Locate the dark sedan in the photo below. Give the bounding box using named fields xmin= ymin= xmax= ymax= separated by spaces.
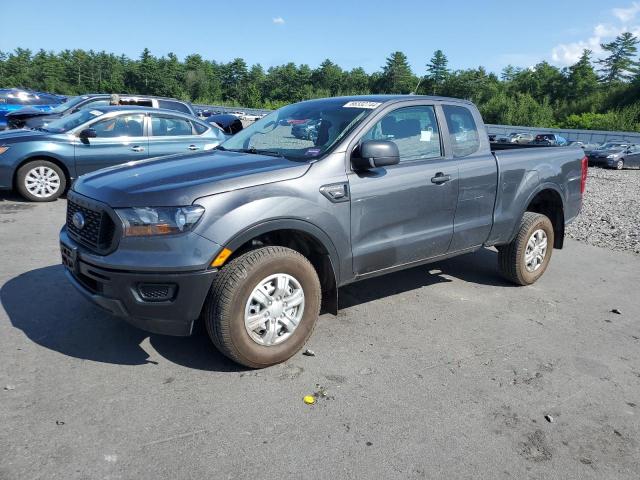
xmin=204 ymin=114 xmax=243 ymax=135
xmin=0 ymin=106 xmax=225 ymax=201
xmin=587 ymin=144 xmax=640 ymax=170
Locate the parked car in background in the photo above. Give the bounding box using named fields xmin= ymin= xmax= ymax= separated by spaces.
xmin=0 ymin=89 xmax=66 ymax=130
xmin=59 ymin=94 xmax=586 ymax=368
xmin=568 ymin=141 xmax=601 ymax=150
xmin=204 ymin=113 xmax=243 ymax=135
xmin=587 ymin=144 xmax=640 ymax=170
xmin=291 ymin=119 xmax=321 ymax=141
xmin=6 ymin=94 xmax=196 ymax=130
xmin=533 ymin=133 xmax=568 ymax=146
xmin=508 ymin=132 xmax=534 ymax=144
xmin=0 ymin=106 xmax=225 ymax=201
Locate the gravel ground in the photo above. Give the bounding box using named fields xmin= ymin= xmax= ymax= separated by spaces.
xmin=566 ymin=167 xmax=640 ymax=255
xmin=2 ymin=198 xmax=640 ymax=479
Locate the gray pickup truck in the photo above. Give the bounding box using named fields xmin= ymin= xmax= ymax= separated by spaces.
xmin=60 ymin=95 xmax=588 ymax=367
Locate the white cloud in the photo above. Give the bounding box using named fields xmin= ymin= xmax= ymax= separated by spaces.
xmin=613 ymin=2 xmax=640 ymax=22
xmin=272 ymin=17 xmax=285 ymax=25
xmin=551 ymin=4 xmax=640 ymax=66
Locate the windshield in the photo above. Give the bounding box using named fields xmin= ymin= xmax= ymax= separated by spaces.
xmin=43 ymin=109 xmax=105 ymax=133
xmin=220 ymin=98 xmax=379 ymax=160
xmin=49 ymin=96 xmax=87 ymax=114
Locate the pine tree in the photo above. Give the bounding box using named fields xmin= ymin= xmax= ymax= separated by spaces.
xmin=567 ymin=50 xmax=598 ymax=100
xmin=597 ymin=32 xmax=639 ymax=83
xmin=378 ymin=51 xmax=415 ymax=94
xmin=426 ymin=50 xmax=449 ymax=94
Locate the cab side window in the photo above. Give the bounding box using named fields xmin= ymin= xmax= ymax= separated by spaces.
xmin=442 ymin=105 xmax=480 ymax=157
xmin=362 ymin=106 xmax=442 ymax=162
xmin=90 ymin=114 xmax=145 ymax=138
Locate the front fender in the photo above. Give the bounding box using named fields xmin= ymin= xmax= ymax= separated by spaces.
xmin=194 ymin=187 xmax=350 ymax=285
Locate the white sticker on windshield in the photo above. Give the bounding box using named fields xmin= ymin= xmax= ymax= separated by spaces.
xmin=343 ymin=101 xmax=381 ymax=109
xmin=89 ymin=110 xmax=103 ymax=116
xmin=420 ymin=130 xmax=432 ymax=142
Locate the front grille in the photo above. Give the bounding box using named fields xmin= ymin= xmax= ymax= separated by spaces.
xmin=66 ymin=200 xmax=116 ymax=253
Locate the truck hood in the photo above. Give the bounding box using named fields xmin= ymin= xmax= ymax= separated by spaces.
xmin=73 ymin=150 xmax=312 ymax=207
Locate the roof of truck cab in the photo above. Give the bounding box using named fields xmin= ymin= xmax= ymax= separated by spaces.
xmin=298 ymin=94 xmax=475 ymax=105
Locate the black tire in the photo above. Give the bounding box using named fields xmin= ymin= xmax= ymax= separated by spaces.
xmin=616 ymin=159 xmax=624 ymax=170
xmin=497 ymin=212 xmax=554 ymax=286
xmin=203 ymin=246 xmax=321 ymax=368
xmin=16 ymin=160 xmax=66 ymax=202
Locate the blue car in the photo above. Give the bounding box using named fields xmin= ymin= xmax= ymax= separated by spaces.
xmin=0 ymin=88 xmax=65 ymax=130
xmin=0 ymin=106 xmax=226 ymax=201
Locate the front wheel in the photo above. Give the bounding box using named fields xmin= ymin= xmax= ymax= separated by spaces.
xmin=497 ymin=212 xmax=554 ymax=286
xmin=203 ymin=246 xmax=321 ymax=368
xmin=16 ymin=160 xmax=66 ymax=201
xmin=615 ymin=159 xmax=624 ymax=170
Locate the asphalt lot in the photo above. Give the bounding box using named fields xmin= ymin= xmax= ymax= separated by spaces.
xmin=1 ymin=194 xmax=639 ymax=480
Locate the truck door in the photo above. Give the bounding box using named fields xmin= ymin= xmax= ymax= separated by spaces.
xmin=348 ymin=105 xmax=459 ymax=275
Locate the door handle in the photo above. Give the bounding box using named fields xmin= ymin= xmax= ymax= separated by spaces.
xmin=131 ymin=146 xmax=145 ymax=152
xmin=431 ymin=172 xmax=451 ymax=184
xmin=188 ymin=145 xmax=200 ymax=151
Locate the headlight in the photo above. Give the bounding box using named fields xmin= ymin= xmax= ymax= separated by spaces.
xmin=116 ymin=205 xmax=205 ymax=237
xmin=0 ymin=145 xmax=10 ymax=155
xmin=606 ymin=154 xmax=615 ymax=158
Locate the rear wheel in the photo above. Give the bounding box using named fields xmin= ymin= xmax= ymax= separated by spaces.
xmin=16 ymin=160 xmax=66 ymax=202
xmin=203 ymin=246 xmax=321 ymax=368
xmin=498 ymin=212 xmax=554 ymax=286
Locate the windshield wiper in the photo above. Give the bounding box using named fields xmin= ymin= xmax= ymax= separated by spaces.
xmin=226 ymin=147 xmax=284 ymax=158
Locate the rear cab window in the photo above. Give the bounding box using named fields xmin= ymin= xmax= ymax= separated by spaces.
xmin=120 ymin=98 xmax=153 ymax=107
xmin=442 ymin=104 xmax=480 ymax=157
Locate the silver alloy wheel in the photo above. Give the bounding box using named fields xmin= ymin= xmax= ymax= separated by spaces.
xmin=244 ymin=273 xmax=305 ymax=346
xmin=524 ymin=229 xmax=548 ymax=273
xmin=617 ymin=160 xmax=624 ymax=170
xmin=24 ymin=166 xmax=61 ymax=199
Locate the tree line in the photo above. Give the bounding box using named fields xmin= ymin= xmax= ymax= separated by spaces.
xmin=1 ymin=32 xmax=640 ymax=131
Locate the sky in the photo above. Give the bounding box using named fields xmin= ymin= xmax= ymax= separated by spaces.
xmin=1 ymin=0 xmax=638 ymax=74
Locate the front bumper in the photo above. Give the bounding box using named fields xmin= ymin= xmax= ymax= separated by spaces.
xmin=61 ymin=230 xmax=217 ymax=336
xmin=587 ymin=157 xmax=615 ymax=167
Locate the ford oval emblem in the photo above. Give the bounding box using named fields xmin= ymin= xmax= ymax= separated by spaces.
xmin=72 ymin=211 xmax=85 ymax=230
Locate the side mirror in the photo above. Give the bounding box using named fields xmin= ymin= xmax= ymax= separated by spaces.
xmin=79 ymin=128 xmax=97 ymax=139
xmin=351 ymin=140 xmax=400 ymax=170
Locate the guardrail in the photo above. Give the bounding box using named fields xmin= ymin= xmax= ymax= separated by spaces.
xmin=486 ymin=124 xmax=640 ymax=144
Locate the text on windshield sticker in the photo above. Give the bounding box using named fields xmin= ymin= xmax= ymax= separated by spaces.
xmin=343 ymin=101 xmax=381 ymax=109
